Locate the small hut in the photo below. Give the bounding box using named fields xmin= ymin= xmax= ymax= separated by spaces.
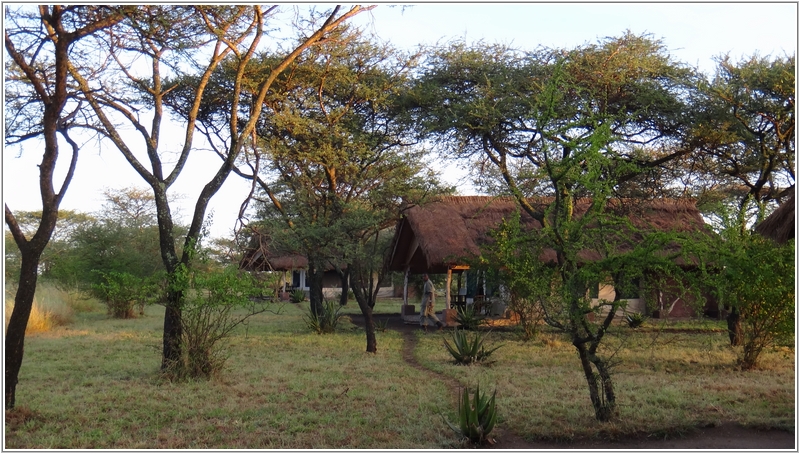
xmin=754 ymin=193 xmax=795 ymax=244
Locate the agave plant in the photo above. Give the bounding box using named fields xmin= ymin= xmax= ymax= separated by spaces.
xmin=446 ymin=384 xmax=498 ymax=445
xmin=625 ymin=312 xmax=647 ymax=328
xmin=303 ymin=301 xmax=344 ymax=334
xmin=375 ymin=317 xmax=389 ymax=332
xmin=290 ymin=289 xmax=306 ymax=304
xmin=443 ymin=328 xmax=502 ymax=365
xmin=455 ymin=304 xmax=486 ymax=330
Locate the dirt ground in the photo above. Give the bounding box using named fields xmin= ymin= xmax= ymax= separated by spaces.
xmin=350 ymin=313 xmax=797 ymax=450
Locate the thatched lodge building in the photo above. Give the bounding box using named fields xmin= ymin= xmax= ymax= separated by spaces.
xmin=754 ymin=192 xmax=795 ymax=244
xmin=387 ymin=195 xmax=718 ymax=319
xmin=240 ymin=245 xmax=392 ymax=299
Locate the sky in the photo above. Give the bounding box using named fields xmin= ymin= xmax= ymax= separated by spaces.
xmin=3 ymin=2 xmax=797 ymax=239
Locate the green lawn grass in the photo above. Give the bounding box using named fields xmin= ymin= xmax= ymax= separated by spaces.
xmin=5 ymin=299 xmax=794 ymax=449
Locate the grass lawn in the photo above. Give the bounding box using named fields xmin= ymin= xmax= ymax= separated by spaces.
xmin=5 ymin=298 xmax=795 ymax=449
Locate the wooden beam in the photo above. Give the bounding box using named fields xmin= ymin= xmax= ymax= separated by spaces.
xmin=403 ymin=267 xmax=409 ymax=309
xmin=402 ymin=236 xmax=419 ymax=268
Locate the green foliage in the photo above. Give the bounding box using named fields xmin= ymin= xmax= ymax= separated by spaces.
xmin=303 ymin=300 xmax=345 ymax=334
xmin=413 ymin=32 xmax=706 ymax=420
xmin=28 ymin=188 xmax=187 ymax=290
xmin=91 ymin=271 xmax=162 ymax=318
xmin=290 ymin=289 xmax=307 ymax=304
xmin=454 ymin=304 xmax=486 ymax=331
xmin=443 ymin=328 xmax=502 ymax=365
xmin=445 ymin=384 xmax=498 ymax=445
xmin=625 ymin=312 xmax=648 ymax=329
xmin=168 ymin=266 xmax=274 ymax=380
xmin=4 ymin=210 xmax=96 ymax=284
xmin=240 ymin=28 xmax=450 ymax=323
xmin=711 ymin=234 xmax=794 ymax=369
xmin=690 ymin=54 xmax=794 ymax=229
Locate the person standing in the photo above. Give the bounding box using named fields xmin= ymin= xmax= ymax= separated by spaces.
xmin=420 ymin=274 xmax=444 ymax=332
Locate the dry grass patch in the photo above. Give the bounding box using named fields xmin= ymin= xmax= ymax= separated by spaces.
xmin=5 ymin=282 xmax=80 ymax=334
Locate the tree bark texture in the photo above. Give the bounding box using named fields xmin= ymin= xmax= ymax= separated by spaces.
xmin=575 ymin=340 xmax=617 ymax=422
xmin=727 ymin=308 xmax=744 ymax=346
xmin=5 ymin=255 xmax=44 ymax=409
xmin=160 ymin=297 xmax=183 ymax=370
xmin=307 ymin=262 xmax=325 ymax=317
xmin=339 ymin=269 xmax=349 ymax=306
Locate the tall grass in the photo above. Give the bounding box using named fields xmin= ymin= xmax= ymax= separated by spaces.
xmin=4 ymin=282 xmax=99 ymax=334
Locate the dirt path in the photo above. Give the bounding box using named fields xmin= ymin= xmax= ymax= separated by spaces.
xmin=352 ymin=313 xmax=796 ymax=450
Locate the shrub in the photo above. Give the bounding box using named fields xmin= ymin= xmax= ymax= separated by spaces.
xmin=98 ymin=271 xmax=166 ymax=318
xmin=443 ymin=328 xmax=502 ymax=365
xmin=168 ymin=266 xmax=272 ymax=380
xmin=446 ymin=384 xmax=498 ymax=446
xmin=507 ymin=294 xmax=545 ymax=341
xmin=455 ymin=304 xmax=486 ymax=331
xmin=290 ymin=289 xmax=306 ymax=304
xmin=714 ymin=235 xmax=795 ymax=369
xmin=304 ymin=300 xmax=345 ymax=334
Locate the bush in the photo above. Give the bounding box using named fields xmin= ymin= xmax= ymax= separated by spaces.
xmin=714 ymin=235 xmax=794 ymax=369
xmin=91 ymin=271 xmax=150 ymax=318
xmin=446 ymin=384 xmax=498 ymax=446
xmin=168 ymin=266 xmax=271 ymax=380
xmin=443 ymin=328 xmax=502 ymax=365
xmin=304 ymin=300 xmax=345 ymax=334
xmin=507 ymin=294 xmax=545 ymax=341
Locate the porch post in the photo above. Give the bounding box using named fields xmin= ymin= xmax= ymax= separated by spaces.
xmin=445 ymin=268 xmax=452 ymax=310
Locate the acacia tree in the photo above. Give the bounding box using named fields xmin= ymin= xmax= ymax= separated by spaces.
xmin=683 ymin=54 xmax=795 ymax=345
xmin=690 ymin=54 xmax=795 ymax=228
xmin=225 ymin=29 xmax=441 ymax=352
xmin=411 ymin=33 xmax=699 ymax=421
xmin=4 ymin=5 xmax=127 ymax=409
xmin=66 ymin=5 xmax=370 ymax=371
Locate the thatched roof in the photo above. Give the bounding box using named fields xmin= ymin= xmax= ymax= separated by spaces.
xmin=388 ymin=195 xmax=709 ymax=274
xmin=755 ymin=193 xmax=795 ymax=244
xmin=240 ymin=247 xmax=308 ymax=272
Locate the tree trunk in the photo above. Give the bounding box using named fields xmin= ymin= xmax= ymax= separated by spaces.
xmin=5 ymin=254 xmax=43 ymax=409
xmin=351 ymin=281 xmax=377 ymax=353
xmin=339 ymin=268 xmax=349 ymax=306
xmin=160 ymin=294 xmax=183 ymax=370
xmin=727 ymin=307 xmax=743 ymax=346
xmin=307 ymin=261 xmax=325 ymax=317
xmin=574 ymin=340 xmax=616 ymax=421
xmin=360 ymin=301 xmax=377 ymax=353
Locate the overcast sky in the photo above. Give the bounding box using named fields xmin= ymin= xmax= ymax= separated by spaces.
xmin=4 ymin=3 xmax=797 ymax=238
